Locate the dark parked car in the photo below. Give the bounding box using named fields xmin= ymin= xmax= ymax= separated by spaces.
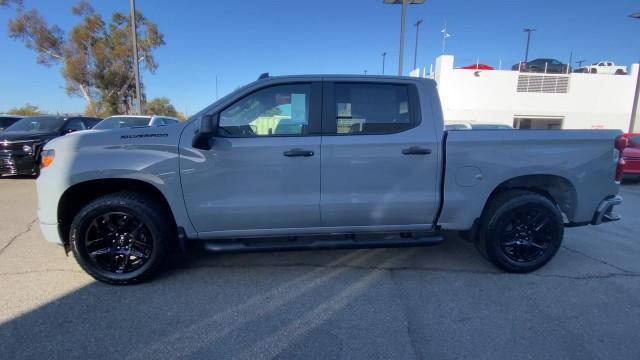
xmin=0 ymin=115 xmax=23 ymax=132
xmin=0 ymin=115 xmax=101 ymax=176
xmin=512 ymin=58 xmax=571 ymax=74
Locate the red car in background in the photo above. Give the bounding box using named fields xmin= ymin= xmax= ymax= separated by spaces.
xmin=623 ymin=133 xmax=640 ymax=179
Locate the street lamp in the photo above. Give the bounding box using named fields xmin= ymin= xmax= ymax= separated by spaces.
xmin=523 ymin=28 xmax=536 ymax=63
xmin=382 ymin=52 xmax=387 ymax=74
xmin=413 ymin=19 xmax=423 ymax=70
xmin=384 ymin=0 xmax=426 ymax=76
xmin=629 ymin=12 xmax=640 ymax=133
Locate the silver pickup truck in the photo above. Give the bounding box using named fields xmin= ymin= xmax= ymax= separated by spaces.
xmin=36 ymin=75 xmax=625 ymax=284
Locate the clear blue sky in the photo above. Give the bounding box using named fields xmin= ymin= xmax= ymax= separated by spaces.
xmin=1 ymin=0 xmax=638 ymax=115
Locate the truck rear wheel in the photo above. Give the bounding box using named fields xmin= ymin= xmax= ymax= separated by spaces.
xmin=476 ymin=190 xmax=564 ymax=273
xmin=70 ymin=192 xmax=173 ymax=285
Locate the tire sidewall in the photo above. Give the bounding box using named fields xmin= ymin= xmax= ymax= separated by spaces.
xmin=483 ymin=195 xmax=564 ymax=272
xmin=70 ymin=195 xmax=167 ymax=284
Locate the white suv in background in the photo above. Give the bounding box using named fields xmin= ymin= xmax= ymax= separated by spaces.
xmin=93 ymin=115 xmax=180 ymax=130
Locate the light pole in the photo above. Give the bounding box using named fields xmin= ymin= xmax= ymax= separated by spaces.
xmin=384 ymin=0 xmax=426 ymax=76
xmin=130 ymin=0 xmax=142 ymax=114
xmin=629 ymin=12 xmax=640 ymax=133
xmin=523 ymin=28 xmax=536 ymax=63
xmin=576 ymin=60 xmax=586 ymax=68
xmin=413 ymin=19 xmax=423 ymax=70
xmin=382 ymin=52 xmax=387 ymax=74
xmin=441 ymin=22 xmax=451 ymax=55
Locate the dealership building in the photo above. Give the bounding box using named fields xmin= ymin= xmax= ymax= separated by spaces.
xmin=424 ymin=55 xmax=639 ymax=132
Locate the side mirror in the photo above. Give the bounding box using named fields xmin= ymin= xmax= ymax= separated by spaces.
xmin=192 ymin=114 xmax=218 ymax=150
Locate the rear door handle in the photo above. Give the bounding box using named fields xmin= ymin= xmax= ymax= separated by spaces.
xmin=283 ymin=148 xmax=315 ymax=157
xmin=402 ymin=146 xmax=432 ymax=155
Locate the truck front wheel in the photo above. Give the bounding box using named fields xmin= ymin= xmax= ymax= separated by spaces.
xmin=476 ymin=190 xmax=564 ymax=273
xmin=69 ymin=192 xmax=173 ymax=285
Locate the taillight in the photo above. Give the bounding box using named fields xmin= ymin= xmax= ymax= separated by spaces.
xmin=615 ymin=136 xmax=628 ymax=152
xmin=614 ymin=136 xmax=627 ymax=182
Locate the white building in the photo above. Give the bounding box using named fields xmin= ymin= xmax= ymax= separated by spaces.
xmin=430 ymin=55 xmax=639 ymax=131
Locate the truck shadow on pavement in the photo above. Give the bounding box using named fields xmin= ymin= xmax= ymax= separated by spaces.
xmin=2 ymin=225 xmax=639 ymax=359
xmin=0 ymin=236 xmax=493 ymax=359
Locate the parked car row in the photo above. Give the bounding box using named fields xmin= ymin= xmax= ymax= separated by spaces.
xmin=511 ymin=58 xmax=628 ymax=75
xmin=512 ymin=58 xmax=571 ymax=74
xmin=445 ymin=123 xmax=514 ymax=130
xmin=0 ymin=114 xmax=179 ymax=176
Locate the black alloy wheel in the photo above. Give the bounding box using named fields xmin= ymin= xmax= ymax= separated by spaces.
xmin=477 ymin=190 xmax=564 ymax=273
xmin=498 ymin=208 xmax=556 ymax=263
xmin=70 ymin=192 xmax=173 ymax=285
xmin=84 ymin=212 xmax=154 ymax=274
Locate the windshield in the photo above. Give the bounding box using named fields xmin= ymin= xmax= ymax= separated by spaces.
xmin=4 ymin=116 xmax=64 ymax=132
xmin=93 ymin=116 xmax=151 ymax=130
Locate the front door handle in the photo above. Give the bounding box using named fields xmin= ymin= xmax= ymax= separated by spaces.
xmin=402 ymin=146 xmax=432 ymax=155
xmin=283 ymin=148 xmax=315 ymax=157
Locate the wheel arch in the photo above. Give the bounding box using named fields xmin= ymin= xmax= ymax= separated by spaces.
xmin=57 ymin=178 xmax=178 ymax=249
xmin=461 ymin=174 xmax=577 ymax=243
xmin=483 ymin=174 xmax=577 ymax=222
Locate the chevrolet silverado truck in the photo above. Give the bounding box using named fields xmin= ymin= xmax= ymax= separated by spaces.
xmin=36 ymin=75 xmax=625 ymax=284
xmin=577 ymin=61 xmax=627 ymax=75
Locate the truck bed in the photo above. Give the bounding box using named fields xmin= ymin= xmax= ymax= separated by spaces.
xmin=438 ymin=129 xmax=621 ymax=230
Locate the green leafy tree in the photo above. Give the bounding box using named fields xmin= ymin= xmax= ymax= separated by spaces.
xmin=8 ymin=103 xmax=43 ymax=116
xmin=145 ymin=97 xmax=178 ymax=117
xmin=4 ymin=0 xmax=164 ymax=116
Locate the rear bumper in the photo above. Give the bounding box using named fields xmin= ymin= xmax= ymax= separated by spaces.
xmin=591 ymin=195 xmax=622 ymax=225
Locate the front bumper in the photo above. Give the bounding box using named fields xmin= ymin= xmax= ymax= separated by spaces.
xmin=591 ymin=195 xmax=623 ymax=225
xmin=39 ymin=221 xmax=63 ymax=244
xmin=0 ymin=151 xmax=38 ymax=175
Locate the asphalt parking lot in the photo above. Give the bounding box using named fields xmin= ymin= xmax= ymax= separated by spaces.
xmin=0 ymin=178 xmax=639 ymax=360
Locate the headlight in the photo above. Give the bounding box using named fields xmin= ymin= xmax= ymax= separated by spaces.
xmin=41 ymin=149 xmax=55 ymax=168
xmin=22 ymin=144 xmax=33 ymax=154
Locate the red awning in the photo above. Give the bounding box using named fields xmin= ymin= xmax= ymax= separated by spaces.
xmin=461 ymin=64 xmax=494 ymax=70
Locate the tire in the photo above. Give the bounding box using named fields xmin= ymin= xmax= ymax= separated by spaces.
xmin=70 ymin=192 xmax=174 ymax=285
xmin=615 ymin=69 xmax=625 ymax=75
xmin=475 ymin=190 xmax=564 ymax=273
xmin=590 ymin=68 xmax=597 ymax=74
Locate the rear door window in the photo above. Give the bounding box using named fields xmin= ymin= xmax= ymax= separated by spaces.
xmin=329 ymin=83 xmax=414 ymax=135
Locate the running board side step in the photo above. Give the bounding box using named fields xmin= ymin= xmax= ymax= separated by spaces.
xmin=202 ymin=234 xmax=445 ymax=253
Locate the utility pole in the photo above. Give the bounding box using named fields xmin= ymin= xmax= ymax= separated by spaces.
xmin=629 ymin=12 xmax=640 ymax=132
xmin=130 ymin=0 xmax=142 ymax=115
xmin=398 ymin=0 xmax=408 ymax=76
xmin=384 ymin=0 xmax=426 ymax=76
xmin=382 ymin=52 xmax=387 ymax=75
xmin=364 ymin=70 xmax=368 ymax=76
xmin=413 ymin=19 xmax=423 ymax=70
xmin=631 ymin=66 xmax=640 ymax=133
xmin=576 ymin=60 xmax=586 ymax=68
xmin=523 ymin=28 xmax=536 ymax=63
